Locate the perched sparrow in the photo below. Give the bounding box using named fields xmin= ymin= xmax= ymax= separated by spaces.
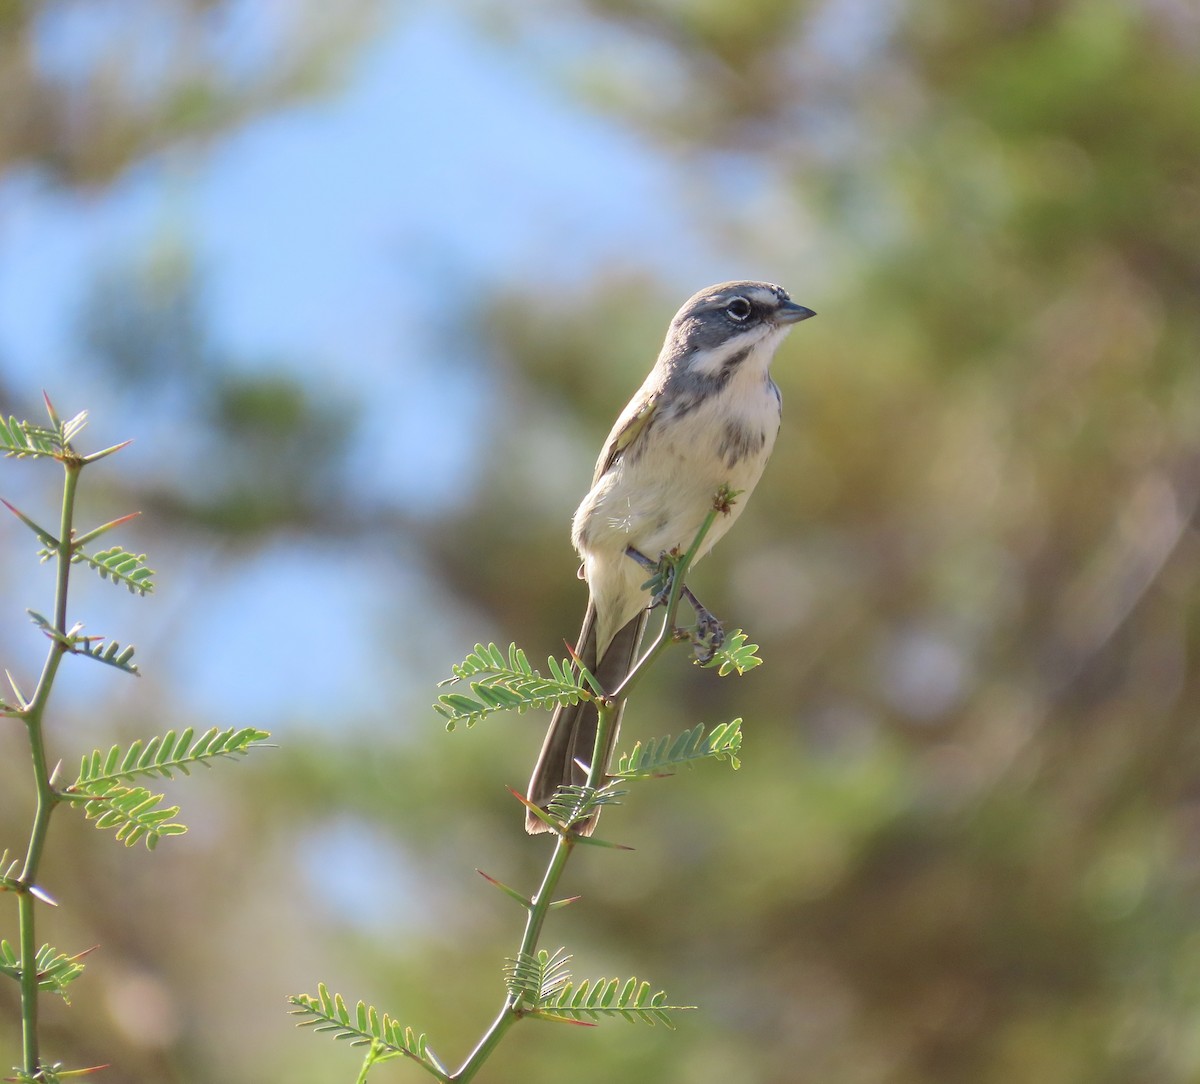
xmin=526 ymin=281 xmax=815 ymax=835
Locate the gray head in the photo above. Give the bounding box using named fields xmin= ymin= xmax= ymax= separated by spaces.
xmin=661 ymin=281 xmax=815 ymax=376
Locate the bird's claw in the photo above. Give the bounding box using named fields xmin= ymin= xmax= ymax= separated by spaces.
xmin=691 ymin=608 xmax=725 ymax=663
xmin=625 ymin=544 xmax=725 ymax=660
xmin=648 ymin=574 xmax=675 ymax=610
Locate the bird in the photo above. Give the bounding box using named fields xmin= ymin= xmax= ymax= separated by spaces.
xmin=525 ymin=281 xmax=816 ymax=835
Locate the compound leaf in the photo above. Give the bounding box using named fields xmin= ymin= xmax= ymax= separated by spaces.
xmin=614 ymin=720 xmax=743 ymax=777
xmin=288 ymin=984 xmax=446 ymax=1081
xmin=63 ymin=781 xmax=186 ymax=850
xmin=434 ymin=643 xmax=590 ymax=729
xmin=701 ymin=629 xmax=763 ymax=676
xmin=77 ymin=727 xmax=270 ymax=787
xmin=0 ymin=939 xmax=90 ymax=1002
xmin=72 ymin=546 xmax=155 ymax=595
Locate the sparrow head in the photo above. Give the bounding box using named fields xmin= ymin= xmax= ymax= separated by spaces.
xmin=662 ymin=280 xmax=816 ymax=376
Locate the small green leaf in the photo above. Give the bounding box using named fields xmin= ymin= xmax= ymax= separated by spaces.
xmin=0 ymin=849 xmax=22 ymax=891
xmin=75 ymin=727 xmax=270 ymax=789
xmin=614 ymin=720 xmax=743 ymax=778
xmin=504 ymin=948 xmax=573 ymax=1007
xmin=28 ymin=611 xmax=145 ymax=676
xmin=702 ymin=628 xmax=763 ymax=676
xmin=532 ymin=970 xmax=694 ymax=1028
xmin=544 ymin=782 xmax=628 ymax=833
xmin=65 ymin=781 xmax=185 ymax=849
xmin=434 ymin=643 xmax=591 ymax=728
xmin=288 ymin=987 xmax=446 ymax=1079
xmin=0 ymin=939 xmax=90 ymax=1002
xmin=0 ymin=415 xmax=65 ymax=459
xmin=74 ymin=545 xmax=156 ymax=595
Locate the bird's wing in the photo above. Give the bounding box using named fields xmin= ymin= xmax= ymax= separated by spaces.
xmin=593 ymin=391 xmax=659 ymax=485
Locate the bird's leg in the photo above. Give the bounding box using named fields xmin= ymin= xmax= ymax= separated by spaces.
xmin=625 ymin=546 xmax=725 ymax=662
xmin=625 ymin=545 xmax=670 ymax=606
xmin=626 ymin=545 xmax=693 ymax=616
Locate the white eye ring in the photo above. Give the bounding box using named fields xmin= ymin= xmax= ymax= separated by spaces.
xmin=726 ymin=296 xmax=752 ymax=322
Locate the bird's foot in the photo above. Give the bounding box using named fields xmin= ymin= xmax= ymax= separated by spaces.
xmin=689 ymin=599 xmax=725 ymax=663
xmin=625 ymin=546 xmax=724 ymax=661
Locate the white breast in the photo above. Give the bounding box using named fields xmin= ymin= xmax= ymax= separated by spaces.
xmin=574 ymin=333 xmax=784 ymax=653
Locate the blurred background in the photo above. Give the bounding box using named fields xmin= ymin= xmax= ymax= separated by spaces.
xmin=1 ymin=0 xmax=1199 ymax=1081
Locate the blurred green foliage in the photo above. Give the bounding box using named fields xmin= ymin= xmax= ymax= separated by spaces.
xmin=2 ymin=0 xmax=1200 ymax=1082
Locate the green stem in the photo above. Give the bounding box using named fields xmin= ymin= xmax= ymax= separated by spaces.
xmin=610 ymin=505 xmax=720 ymax=704
xmin=354 ymin=1047 xmax=377 ymax=1084
xmin=17 ymin=459 xmax=80 ymax=1076
xmin=451 ymin=1006 xmax=514 ymax=1084
xmin=515 ymin=832 xmax=575 ymax=963
xmin=451 ymin=829 xmax=576 ymax=1083
xmin=450 ymin=496 xmax=726 ymax=1083
xmin=16 ymin=891 xmax=38 ymax=1078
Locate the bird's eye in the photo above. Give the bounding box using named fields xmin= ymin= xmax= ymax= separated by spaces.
xmin=726 ymin=297 xmax=752 ymax=322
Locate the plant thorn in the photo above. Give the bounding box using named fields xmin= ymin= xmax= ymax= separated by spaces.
xmin=4 ymin=670 xmax=27 ymax=709
xmin=571 ymin=834 xmax=634 ymax=851
xmin=476 ymin=869 xmax=532 ymax=909
xmin=509 ymin=787 xmax=565 ymax=834
xmin=28 ymin=883 xmax=58 ymax=907
xmin=83 ymin=440 xmax=133 ymax=464
xmin=73 ymin=511 xmax=140 ymax=546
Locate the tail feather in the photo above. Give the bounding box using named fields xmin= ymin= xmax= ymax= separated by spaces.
xmin=526 ymin=602 xmax=647 ymax=835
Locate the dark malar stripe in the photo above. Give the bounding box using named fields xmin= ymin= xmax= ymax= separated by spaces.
xmin=717 ymin=346 xmax=753 ymax=386
xmin=664 ymin=344 xmax=755 ymax=419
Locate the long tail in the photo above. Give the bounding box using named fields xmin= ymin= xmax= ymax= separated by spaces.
xmin=525 ymin=602 xmax=647 ymax=836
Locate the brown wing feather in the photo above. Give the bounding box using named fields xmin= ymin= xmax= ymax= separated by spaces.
xmin=593 ymin=392 xmax=659 ymax=484
xmin=526 ymin=604 xmax=647 ymax=836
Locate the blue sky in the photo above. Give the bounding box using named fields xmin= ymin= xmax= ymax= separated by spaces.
xmin=1 ymin=7 xmax=723 ymax=388
xmin=0 ymin=5 xmax=746 ymax=729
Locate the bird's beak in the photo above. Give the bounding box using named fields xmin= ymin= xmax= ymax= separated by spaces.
xmin=776 ymin=300 xmax=817 ymax=324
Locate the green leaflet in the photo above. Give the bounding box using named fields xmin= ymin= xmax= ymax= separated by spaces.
xmin=0 ymin=940 xmax=88 ymax=1002
xmin=71 ymin=545 xmax=156 ymax=595
xmin=434 ymin=642 xmax=590 ymax=729
xmin=614 ymin=720 xmax=743 ymax=777
xmin=64 ymin=727 xmax=272 ymax=850
xmin=701 ymin=628 xmax=763 ymax=676
xmin=288 ymin=984 xmax=447 ymax=1081
xmin=507 ymin=949 xmax=693 ymax=1029
xmin=76 ymin=726 xmax=271 ymax=786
